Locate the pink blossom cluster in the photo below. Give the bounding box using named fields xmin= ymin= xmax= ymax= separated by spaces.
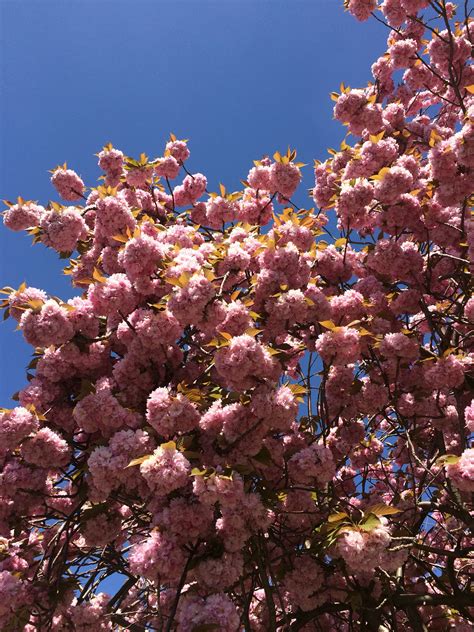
xmin=3 ymin=201 xmax=45 ymax=231
xmin=146 ymin=387 xmax=200 ymax=437
xmin=139 ymin=442 xmax=191 ymax=495
xmin=0 ymin=2 xmax=473 ymax=629
xmin=0 ymin=407 xmax=38 ymax=452
xmin=446 ymin=449 xmax=474 ymax=492
xmin=177 ymin=593 xmax=240 ymax=631
xmin=51 ymin=167 xmax=85 ymax=201
xmin=20 ymin=300 xmax=74 ymax=348
xmin=40 ymin=207 xmax=87 ymax=252
xmin=214 ymin=334 xmax=280 ymax=391
xmin=333 ymin=523 xmax=402 ymax=575
xmin=129 ymin=530 xmax=186 ymax=583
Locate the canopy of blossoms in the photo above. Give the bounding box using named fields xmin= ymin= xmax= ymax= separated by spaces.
xmin=1 ymin=0 xmax=473 ymax=629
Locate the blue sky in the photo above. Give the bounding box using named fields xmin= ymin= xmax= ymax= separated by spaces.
xmin=0 ymin=0 xmax=387 ymax=402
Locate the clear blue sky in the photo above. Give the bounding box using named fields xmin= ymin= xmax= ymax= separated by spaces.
xmin=0 ymin=0 xmax=387 ymax=403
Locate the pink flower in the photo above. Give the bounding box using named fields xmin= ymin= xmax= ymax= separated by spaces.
xmin=155 ymin=155 xmax=181 ymax=179
xmin=165 ymin=139 xmax=190 ymax=163
xmin=276 ymin=220 xmax=314 ymax=251
xmin=140 ymin=443 xmax=191 ymax=496
xmin=401 ymin=0 xmax=429 ymax=11
xmin=98 ymin=146 xmax=124 ymax=173
xmin=336 ymin=179 xmax=374 ymax=228
xmin=424 ymin=355 xmax=465 ymax=389
xmin=88 ymin=273 xmax=138 ymax=317
xmin=381 ymin=0 xmax=406 ymax=28
xmin=367 ymin=239 xmax=423 ymax=282
xmin=464 ymin=400 xmax=474 ymax=433
xmin=95 ymin=195 xmax=136 ymax=238
xmin=250 ymin=384 xmax=298 ymax=432
xmin=380 ymin=332 xmax=419 ymax=360
xmin=334 ymin=523 xmax=393 ymax=574
xmin=80 ymin=511 xmax=122 ymax=547
xmin=348 ymin=0 xmax=377 ymax=22
xmin=446 ymin=449 xmax=474 ymax=492
xmin=87 ymin=429 xmax=154 ymax=498
xmin=192 ymin=551 xmax=243 ymax=591
xmin=0 ymin=407 xmax=38 ymax=452
xmin=237 ymin=188 xmax=274 ymax=225
xmin=283 ymin=557 xmax=324 ymax=611
xmin=168 ymin=273 xmax=215 ymax=326
xmin=371 ymin=56 xmax=395 ymax=96
xmin=193 ymin=471 xmax=244 ymax=506
xmin=129 ymin=530 xmax=185 ymax=583
xmin=117 ymin=308 xmax=181 ymax=354
xmin=182 ymin=173 xmax=207 ymax=202
xmin=465 ymin=298 xmax=474 ymax=322
xmin=7 ymin=287 xmax=47 ymax=321
xmin=305 ymin=285 xmax=332 ymax=322
xmin=74 ymin=380 xmax=141 ymax=435
xmin=334 ymin=88 xmax=367 ymax=124
xmin=146 ymin=388 xmax=200 ymax=437
xmin=177 ymin=593 xmax=240 ymax=632
xmin=51 ymin=168 xmax=85 ymax=201
xmin=3 ymin=202 xmax=44 ymax=231
xmin=21 ymin=427 xmax=70 ymax=468
xmin=67 ymin=296 xmax=100 ymax=338
xmin=389 ymin=38 xmax=418 ymax=69
xmin=247 ymin=164 xmax=272 ymax=191
xmin=119 ymin=234 xmax=166 ymax=283
xmin=20 ymin=300 xmax=74 ymax=347
xmin=59 ymin=593 xmax=112 ymax=631
xmin=154 ymin=497 xmax=213 ymax=544
xmin=266 ymin=289 xmax=308 ymax=332
xmin=428 ymin=29 xmax=471 ymax=71
xmin=289 ymin=442 xmax=336 ymax=484
xmin=0 ymin=570 xmax=29 ymax=626
xmin=218 ymin=302 xmax=252 ymax=336
xmin=40 ymin=207 xmax=87 ymax=252
xmin=374 ymin=165 xmax=414 ymax=204
xmin=315 ymin=326 xmax=361 ymax=365
xmin=316 ymin=244 xmax=355 ymax=283
xmin=205 ymin=196 xmax=237 ymax=228
xmin=330 ymin=289 xmax=365 ymax=325
xmin=269 ymin=161 xmax=302 ymax=199
xmin=125 ymin=166 xmax=153 ymax=188
xmin=214 ymin=334 xmax=279 ymax=391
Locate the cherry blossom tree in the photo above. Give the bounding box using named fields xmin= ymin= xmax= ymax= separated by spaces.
xmin=1 ymin=0 xmax=473 ymax=629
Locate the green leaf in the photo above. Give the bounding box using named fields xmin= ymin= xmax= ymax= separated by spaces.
xmin=435 ymin=454 xmax=461 ymax=467
xmin=126 ymin=454 xmax=152 ymax=468
xmin=359 ymin=514 xmax=381 ymax=531
xmin=160 ymin=440 xmax=176 ymax=451
xmin=233 ymin=463 xmax=255 ymax=475
xmin=365 ymin=504 xmax=401 ymax=517
xmin=191 ymin=467 xmax=215 ymax=478
xmin=182 ymin=450 xmax=201 ymax=460
xmin=74 ymin=378 xmax=96 ymax=402
xmin=92 ymin=268 xmax=107 ymax=284
xmin=287 ymin=383 xmax=308 ymax=396
xmin=252 ymin=445 xmax=273 ymax=466
xmin=328 ymin=512 xmax=349 ymax=523
xmin=319 ymin=320 xmax=337 ymax=330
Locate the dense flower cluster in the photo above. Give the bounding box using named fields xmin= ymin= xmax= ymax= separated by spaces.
xmin=0 ymin=2 xmax=473 ymax=630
